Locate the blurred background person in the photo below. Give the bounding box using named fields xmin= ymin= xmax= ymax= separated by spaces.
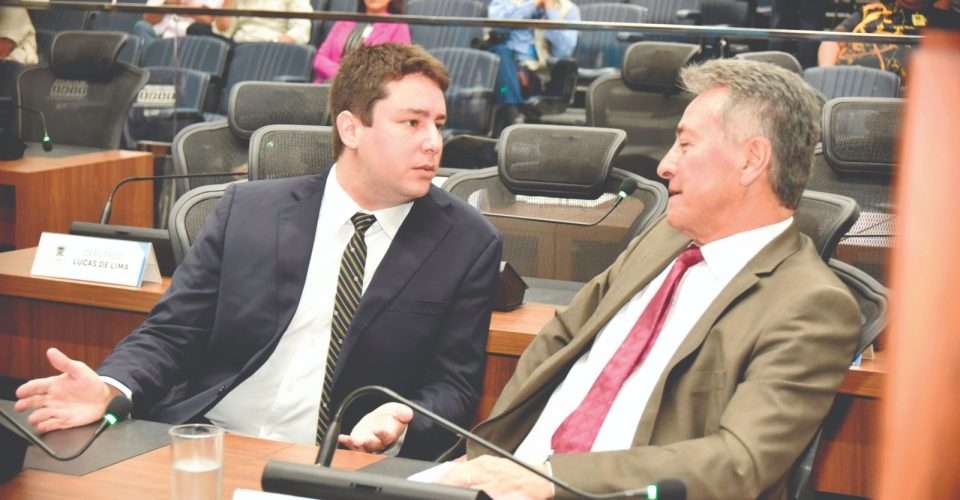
xmin=313 ymin=0 xmax=409 ymax=83
xmin=202 ymin=0 xmax=312 ymax=44
xmin=0 ymin=7 xmax=39 ymax=65
xmin=818 ymin=0 xmax=956 ymax=86
xmin=135 ymin=0 xmax=223 ymax=51
xmin=486 ymin=0 xmax=579 ymax=131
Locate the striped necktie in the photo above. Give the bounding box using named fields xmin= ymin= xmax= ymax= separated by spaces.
xmin=316 ymin=212 xmax=377 ymax=443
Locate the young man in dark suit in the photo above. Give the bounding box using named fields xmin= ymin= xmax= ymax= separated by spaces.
xmin=15 ymin=43 xmax=502 ymax=459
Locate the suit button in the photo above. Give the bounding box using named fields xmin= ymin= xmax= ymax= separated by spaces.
xmin=218 ymin=385 xmax=226 ymax=394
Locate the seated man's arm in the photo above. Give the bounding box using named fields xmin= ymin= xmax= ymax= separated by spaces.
xmin=542 ymin=2 xmax=579 ymax=59
xmin=489 ymin=0 xmax=539 ymax=20
xmin=93 ymin=183 xmax=236 ymax=413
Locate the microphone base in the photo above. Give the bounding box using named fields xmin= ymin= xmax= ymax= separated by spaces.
xmin=262 ymin=460 xmax=491 ymax=500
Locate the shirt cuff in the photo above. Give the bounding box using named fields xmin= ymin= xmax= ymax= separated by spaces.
xmin=544 ymin=460 xmax=556 ymax=497
xmin=100 ymin=376 xmax=134 ymax=402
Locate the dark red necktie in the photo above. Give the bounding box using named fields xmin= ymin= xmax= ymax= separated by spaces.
xmin=551 ymin=246 xmax=704 ymax=454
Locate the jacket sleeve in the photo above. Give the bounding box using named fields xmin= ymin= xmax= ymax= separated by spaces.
xmin=96 ymin=183 xmax=237 ymax=414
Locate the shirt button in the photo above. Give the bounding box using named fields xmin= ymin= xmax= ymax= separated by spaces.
xmin=321 ymin=402 xmax=328 ymax=409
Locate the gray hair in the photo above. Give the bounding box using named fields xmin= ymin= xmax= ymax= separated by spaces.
xmin=679 ymin=58 xmax=823 ymax=210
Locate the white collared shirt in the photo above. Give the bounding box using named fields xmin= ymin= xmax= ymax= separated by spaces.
xmin=201 ymin=164 xmax=412 ymax=444
xmin=514 ymin=218 xmax=793 ymax=465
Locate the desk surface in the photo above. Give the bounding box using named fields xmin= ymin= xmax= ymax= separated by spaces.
xmin=0 ymin=433 xmax=380 ymax=499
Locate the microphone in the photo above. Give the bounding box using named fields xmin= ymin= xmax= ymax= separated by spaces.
xmin=99 ymin=172 xmax=245 ymax=224
xmin=314 ymin=386 xmax=685 ymax=500
xmin=0 ymin=395 xmax=132 ymax=461
xmin=483 ymin=178 xmax=639 ymax=227
xmin=15 ymin=105 xmax=53 ymax=152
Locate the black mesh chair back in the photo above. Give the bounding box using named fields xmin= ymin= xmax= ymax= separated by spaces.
xmin=16 ymin=31 xmax=149 ymax=149
xmin=429 ymin=47 xmax=499 ymax=137
xmin=734 ymin=50 xmax=802 ymax=74
xmin=809 ymin=97 xmax=901 ymax=283
xmin=173 ymin=81 xmax=330 ymax=194
xmin=586 ymin=41 xmax=699 ymax=181
xmin=406 ymin=0 xmax=485 ymax=49
xmin=697 ymin=0 xmax=749 ymax=26
xmin=124 ymin=67 xmax=211 ymax=146
xmin=794 ymin=190 xmax=860 ymax=261
xmin=168 ymin=182 xmax=232 ymax=265
xmin=0 ymin=61 xmax=24 ymax=135
xmin=803 ymin=66 xmax=900 ymax=100
xmin=248 ymin=124 xmax=335 ymax=181
xmin=442 ymin=124 xmax=668 ymax=282
xmin=577 ymin=3 xmax=648 ymax=81
xmin=786 ymin=257 xmax=888 ymax=500
xmin=218 ymin=42 xmax=317 ymax=115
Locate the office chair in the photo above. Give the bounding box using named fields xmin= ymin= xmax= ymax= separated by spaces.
xmin=586 ymin=41 xmax=700 ymax=182
xmin=734 ymin=50 xmax=803 ymax=74
xmin=172 ymin=81 xmax=330 ymax=195
xmin=140 ymin=36 xmax=231 ymax=114
xmin=442 ymin=124 xmax=668 ymax=282
xmin=406 ymin=0 xmax=485 ymax=50
xmin=794 ymin=190 xmax=860 ymax=261
xmin=248 ymin=125 xmax=335 ymax=181
xmin=124 ymin=67 xmax=211 ymax=146
xmin=216 ymin=42 xmax=317 ymax=116
xmin=428 ymin=47 xmax=500 ymax=138
xmin=786 ymin=257 xmax=888 ymax=500
xmin=809 ymin=97 xmax=901 ymax=283
xmin=803 ymin=66 xmax=900 ymax=100
xmin=16 ymin=31 xmax=149 ymax=149
xmin=577 ymin=3 xmax=648 ymax=83
xmin=168 ymin=182 xmax=232 ymax=265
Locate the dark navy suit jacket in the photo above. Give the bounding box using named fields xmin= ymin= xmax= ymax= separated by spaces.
xmin=97 ymin=172 xmax=502 ymax=458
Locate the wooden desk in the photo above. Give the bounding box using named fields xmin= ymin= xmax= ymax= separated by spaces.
xmin=0 ymin=248 xmax=881 ymax=497
xmin=0 ymin=433 xmax=380 ymax=499
xmin=0 ymin=149 xmax=153 ymax=250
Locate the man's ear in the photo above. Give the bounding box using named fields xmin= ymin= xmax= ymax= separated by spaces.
xmin=336 ymin=110 xmax=362 ymax=151
xmin=739 ymin=136 xmax=773 ymax=187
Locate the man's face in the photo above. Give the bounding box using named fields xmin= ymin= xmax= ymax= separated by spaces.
xmin=350 ymin=73 xmax=446 ymax=210
xmin=656 ymin=87 xmax=749 ymax=244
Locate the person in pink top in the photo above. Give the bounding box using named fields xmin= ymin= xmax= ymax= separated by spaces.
xmin=313 ymin=0 xmax=411 ymax=83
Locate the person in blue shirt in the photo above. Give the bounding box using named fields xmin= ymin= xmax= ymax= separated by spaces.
xmin=487 ymin=0 xmax=580 ymax=130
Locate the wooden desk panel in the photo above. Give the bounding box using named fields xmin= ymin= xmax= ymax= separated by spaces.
xmin=0 ymin=249 xmax=881 ymax=496
xmin=0 ymin=434 xmax=379 ymax=499
xmin=0 ymin=150 xmax=153 ymax=249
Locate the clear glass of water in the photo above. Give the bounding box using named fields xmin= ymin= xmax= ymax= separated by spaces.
xmin=169 ymin=424 xmax=224 ymax=500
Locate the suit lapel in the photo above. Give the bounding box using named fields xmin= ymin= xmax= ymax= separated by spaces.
xmin=332 ymin=187 xmax=454 ymax=380
xmin=631 ymin=223 xmax=804 ymax=444
xmin=274 ymin=174 xmax=327 ymax=340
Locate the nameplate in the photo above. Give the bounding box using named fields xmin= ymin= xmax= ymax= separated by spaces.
xmin=31 ymin=232 xmax=162 ymax=287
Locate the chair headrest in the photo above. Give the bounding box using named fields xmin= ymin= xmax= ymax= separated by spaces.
xmin=733 ymin=51 xmax=803 ymax=75
xmin=50 ymin=31 xmax=127 ymax=82
xmin=498 ymin=124 xmax=625 ymax=199
xmin=821 ymin=97 xmax=903 ymax=176
xmin=228 ymin=81 xmax=330 ymax=139
xmin=620 ymin=42 xmax=700 ymax=94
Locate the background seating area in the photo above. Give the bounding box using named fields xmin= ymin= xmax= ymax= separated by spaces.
xmin=2 ymin=1 xmax=912 ymax=347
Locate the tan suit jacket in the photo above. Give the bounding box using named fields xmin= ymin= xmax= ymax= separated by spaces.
xmin=469 ymin=217 xmax=860 ymax=499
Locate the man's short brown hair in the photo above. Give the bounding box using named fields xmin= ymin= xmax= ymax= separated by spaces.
xmin=329 ymin=43 xmax=449 ymax=158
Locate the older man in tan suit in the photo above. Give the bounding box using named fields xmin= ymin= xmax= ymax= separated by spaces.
xmin=436 ymin=59 xmax=861 ymax=499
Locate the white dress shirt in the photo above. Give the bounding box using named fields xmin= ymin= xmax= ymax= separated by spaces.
xmin=514 ymin=218 xmax=794 ymax=465
xmin=146 ymin=0 xmax=224 ymax=38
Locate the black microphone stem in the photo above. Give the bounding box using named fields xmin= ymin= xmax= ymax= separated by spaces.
xmin=316 ymin=386 xmax=653 ymax=500
xmin=99 ymin=172 xmax=245 ymax=224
